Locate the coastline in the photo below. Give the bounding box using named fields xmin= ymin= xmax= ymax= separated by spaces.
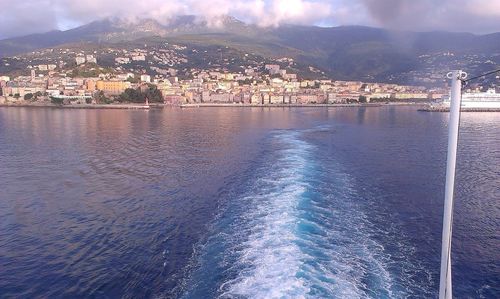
xmin=178 ymin=103 xmax=383 ymax=108
xmin=0 ymin=102 xmax=154 ymax=109
xmin=0 ymin=102 xmax=431 ymax=109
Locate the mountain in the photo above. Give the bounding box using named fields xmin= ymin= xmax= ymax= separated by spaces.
xmin=1 ymin=16 xmax=499 ymax=83
xmin=0 ymin=16 xmax=259 ymax=57
xmin=0 ymin=18 xmax=164 ymax=56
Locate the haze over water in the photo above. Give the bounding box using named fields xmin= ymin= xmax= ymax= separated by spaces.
xmin=0 ymin=106 xmax=498 ymax=298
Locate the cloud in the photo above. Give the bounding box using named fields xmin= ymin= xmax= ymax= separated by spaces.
xmin=246 ymin=0 xmax=333 ymax=27
xmin=0 ymin=0 xmax=336 ymax=38
xmin=55 ymin=0 xmax=333 ymax=28
xmin=0 ymin=0 xmax=499 ymax=39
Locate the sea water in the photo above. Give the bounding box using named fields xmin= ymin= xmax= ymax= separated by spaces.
xmin=0 ymin=106 xmax=498 ymax=298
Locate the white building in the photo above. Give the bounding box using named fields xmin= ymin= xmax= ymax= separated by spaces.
xmin=132 ymin=55 xmax=146 ymax=61
xmin=75 ymin=56 xmax=86 ymax=65
xmin=86 ymin=55 xmax=97 ymax=64
xmin=265 ymin=64 xmax=280 ymax=75
xmin=140 ymin=74 xmax=151 ymax=83
xmin=115 ymin=57 xmax=130 ymax=64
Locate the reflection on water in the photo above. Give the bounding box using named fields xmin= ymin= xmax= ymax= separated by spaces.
xmin=0 ymin=107 xmax=498 ymax=298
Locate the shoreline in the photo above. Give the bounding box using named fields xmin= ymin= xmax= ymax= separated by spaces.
xmin=178 ymin=103 xmax=383 ymax=108
xmin=0 ymin=103 xmax=154 ymax=109
xmin=178 ymin=102 xmax=432 ymax=108
xmin=0 ymin=102 xmax=430 ymax=109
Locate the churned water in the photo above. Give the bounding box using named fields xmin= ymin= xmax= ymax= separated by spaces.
xmin=0 ymin=106 xmax=498 ymax=298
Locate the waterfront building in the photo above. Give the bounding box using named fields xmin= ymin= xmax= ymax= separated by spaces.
xmin=251 ymin=93 xmax=262 ymax=104
xmin=270 ymin=94 xmax=284 ymax=104
xmin=4 ymin=86 xmax=46 ymax=97
xmin=368 ymin=93 xmax=391 ymax=101
xmin=393 ymin=92 xmax=428 ymax=100
xmin=164 ymin=95 xmax=185 ymax=105
xmin=209 ymin=92 xmax=234 ymax=103
xmin=96 ymin=80 xmax=131 ymax=95
xmin=85 ymin=79 xmax=97 ymax=91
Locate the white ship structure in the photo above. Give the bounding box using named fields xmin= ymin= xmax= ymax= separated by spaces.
xmin=443 ymin=88 xmax=500 ymax=109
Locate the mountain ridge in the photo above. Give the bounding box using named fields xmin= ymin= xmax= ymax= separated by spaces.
xmin=3 ymin=15 xmax=499 ymax=56
xmin=1 ymin=16 xmax=499 ymax=84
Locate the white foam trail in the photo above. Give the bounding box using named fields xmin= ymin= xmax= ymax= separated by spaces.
xmin=219 ymin=132 xmax=313 ymax=298
xmin=171 ymin=127 xmax=437 ymax=299
xmin=179 ymin=129 xmax=403 ymax=298
xmin=218 ymin=131 xmax=379 ymax=298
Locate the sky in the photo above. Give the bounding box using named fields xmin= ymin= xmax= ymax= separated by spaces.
xmin=0 ymin=0 xmax=499 ymax=39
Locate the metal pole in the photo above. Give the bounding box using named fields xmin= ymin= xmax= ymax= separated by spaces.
xmin=439 ymin=70 xmax=466 ymax=299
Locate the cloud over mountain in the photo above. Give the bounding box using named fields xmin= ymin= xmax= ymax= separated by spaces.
xmin=0 ymin=0 xmax=334 ymax=38
xmin=1 ymin=0 xmax=500 ymax=39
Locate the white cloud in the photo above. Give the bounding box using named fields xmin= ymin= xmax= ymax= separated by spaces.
xmin=0 ymin=0 xmax=499 ymax=39
xmin=52 ymin=0 xmax=334 ymax=28
xmin=247 ymin=0 xmax=333 ymax=27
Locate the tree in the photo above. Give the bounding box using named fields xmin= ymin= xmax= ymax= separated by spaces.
xmin=119 ymin=88 xmax=144 ymax=103
xmin=118 ymin=85 xmax=163 ymax=103
xmin=358 ymin=95 xmax=367 ymax=103
xmin=95 ymin=91 xmax=112 ymax=104
xmin=24 ymin=93 xmax=33 ymax=101
xmin=143 ymin=84 xmax=163 ymax=103
xmin=238 ymin=78 xmax=253 ymax=85
xmin=126 ymin=76 xmax=140 ymax=83
xmin=50 ymin=96 xmax=64 ymax=105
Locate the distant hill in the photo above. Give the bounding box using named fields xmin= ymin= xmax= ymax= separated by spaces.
xmin=0 ymin=16 xmax=260 ymax=56
xmin=1 ymin=16 xmax=499 ymax=83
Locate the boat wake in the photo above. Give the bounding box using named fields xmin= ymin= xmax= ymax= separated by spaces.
xmin=178 ymin=129 xmax=416 ymax=298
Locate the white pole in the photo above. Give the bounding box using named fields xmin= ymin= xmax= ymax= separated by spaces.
xmin=439 ymin=70 xmax=466 ymax=299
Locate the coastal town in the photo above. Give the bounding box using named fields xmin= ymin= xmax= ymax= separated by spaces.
xmin=0 ymin=45 xmax=452 ymax=107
